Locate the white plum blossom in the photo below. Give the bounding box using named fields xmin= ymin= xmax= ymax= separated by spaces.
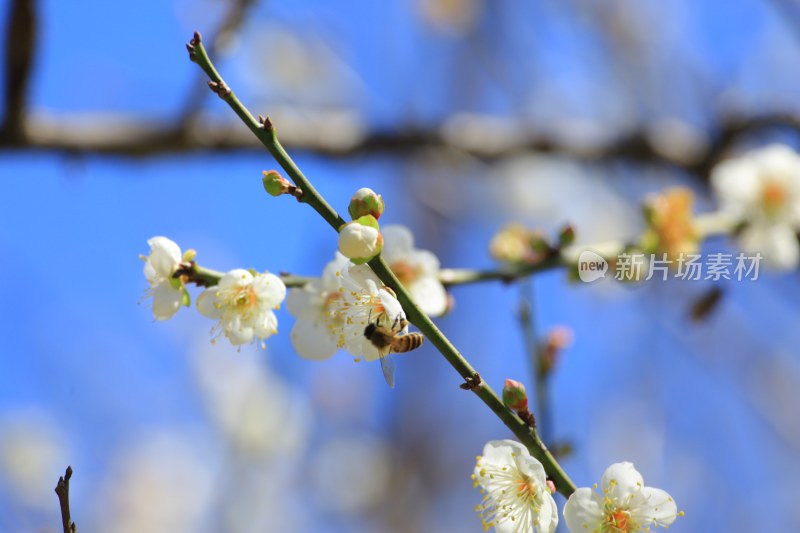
xmin=472 ymin=439 xmax=558 ymax=533
xmin=381 ymin=224 xmax=448 ymax=316
xmin=338 ymin=220 xmax=382 ymax=261
xmin=712 ymin=144 xmax=800 ymax=269
xmin=563 ymin=462 xmax=680 ymax=533
xmin=141 ymin=236 xmax=185 ymax=320
xmin=326 ymin=264 xmax=407 ymax=362
xmin=286 ymin=253 xmax=350 ymax=360
xmin=196 ymin=269 xmax=286 ymax=346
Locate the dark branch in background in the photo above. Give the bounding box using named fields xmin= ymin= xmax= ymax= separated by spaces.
xmin=1 ymin=0 xmax=36 ymax=143
xmin=2 ymin=111 xmax=799 ymax=181
xmin=54 ymin=466 xmax=77 ymax=533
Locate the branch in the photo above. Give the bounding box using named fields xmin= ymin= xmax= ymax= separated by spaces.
xmin=177 ymin=0 xmax=256 ymax=129
xmin=180 ymin=211 xmax=735 ymax=290
xmin=1 ymin=0 xmax=36 ymax=143
xmin=186 ymin=31 xmax=578 ymax=495
xmin=54 ymin=466 xmax=77 ymax=533
xmin=4 ymin=110 xmax=800 ymax=180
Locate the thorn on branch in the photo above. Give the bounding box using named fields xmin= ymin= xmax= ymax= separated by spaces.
xmin=460 ymin=372 xmax=482 ymax=390
xmin=55 ymin=465 xmax=77 ymax=533
xmin=207 ymin=80 xmax=231 ymax=98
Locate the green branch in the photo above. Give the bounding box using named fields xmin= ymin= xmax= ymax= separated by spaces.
xmin=186 ymin=31 xmax=577 ymax=495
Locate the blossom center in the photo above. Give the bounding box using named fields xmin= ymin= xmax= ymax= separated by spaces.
xmin=761 ymin=179 xmax=788 ymax=217
xmin=391 ymin=260 xmax=420 ymax=286
xmin=600 ymin=505 xmax=641 ymax=533
xmin=233 ymin=286 xmax=258 ymax=310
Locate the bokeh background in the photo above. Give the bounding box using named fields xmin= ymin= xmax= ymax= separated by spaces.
xmin=3 ymin=0 xmax=800 ymax=531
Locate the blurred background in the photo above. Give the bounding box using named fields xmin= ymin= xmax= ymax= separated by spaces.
xmin=3 ymin=0 xmax=800 ymax=531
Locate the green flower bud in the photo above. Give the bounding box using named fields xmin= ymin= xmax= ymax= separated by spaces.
xmin=262 ymin=170 xmax=292 ymax=197
xmin=502 ymin=378 xmax=529 ymax=412
xmin=557 ymin=224 xmax=576 ymax=248
xmin=348 ymin=187 xmax=385 ymax=220
xmin=338 ymin=215 xmax=383 ymax=264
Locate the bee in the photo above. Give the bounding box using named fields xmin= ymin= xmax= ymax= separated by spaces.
xmin=364 ymin=315 xmax=425 ymax=388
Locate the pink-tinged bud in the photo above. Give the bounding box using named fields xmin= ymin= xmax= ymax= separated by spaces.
xmin=338 ymin=215 xmax=383 ymax=264
xmin=546 ymin=480 xmax=556 ymax=494
xmin=262 ymin=170 xmax=293 ymax=197
xmin=348 ymin=187 xmax=385 ymax=220
xmin=502 ymin=378 xmax=529 ymax=412
xmin=557 ymin=224 xmax=576 ymax=248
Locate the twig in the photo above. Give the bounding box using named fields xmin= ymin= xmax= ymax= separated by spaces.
xmin=186 ymin=31 xmax=578 ymax=496
xmin=54 ymin=466 xmax=77 ymax=533
xmin=518 ymin=279 xmax=552 ymax=443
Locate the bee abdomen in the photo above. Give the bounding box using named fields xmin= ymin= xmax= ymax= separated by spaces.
xmin=392 ymin=332 xmax=425 ymax=353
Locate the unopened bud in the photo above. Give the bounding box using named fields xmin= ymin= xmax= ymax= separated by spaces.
xmin=557 ymin=224 xmax=576 ymax=248
xmin=348 ymin=187 xmax=385 ymax=220
xmin=502 ymin=378 xmax=529 ymax=412
xmin=182 ymin=249 xmax=197 ymax=262
xmin=546 ymin=480 xmax=556 ymax=494
xmin=338 ymin=215 xmax=383 ymax=264
xmin=262 ymin=170 xmax=293 ymax=197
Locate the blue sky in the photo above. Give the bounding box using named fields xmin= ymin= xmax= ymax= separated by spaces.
xmin=3 ymin=1 xmax=800 ymax=531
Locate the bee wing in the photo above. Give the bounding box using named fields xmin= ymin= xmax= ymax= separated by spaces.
xmin=379 ymin=353 xmax=396 ymax=389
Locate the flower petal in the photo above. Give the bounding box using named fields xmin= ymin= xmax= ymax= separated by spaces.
xmin=253 ymin=272 xmax=287 ymax=308
xmin=381 ymin=224 xmax=415 ymax=260
xmin=601 ymin=462 xmax=644 ymax=501
xmin=290 ymin=318 xmax=339 ymax=360
xmin=196 ymin=287 xmax=223 ymax=319
xmin=286 ymin=284 xmax=323 ymax=319
xmin=219 ymin=269 xmax=253 ymax=291
xmin=628 ymin=486 xmax=679 ymax=527
xmin=146 ymin=236 xmax=182 ymax=278
xmin=739 ymin=223 xmax=800 ymax=270
xmin=409 ymin=277 xmax=448 ymax=317
xmin=563 ymin=487 xmax=605 ymax=532
xmin=253 ymin=310 xmax=278 ymax=340
xmin=151 ymin=282 xmax=183 ymax=320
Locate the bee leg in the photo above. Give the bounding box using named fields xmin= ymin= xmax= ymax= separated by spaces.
xmin=459 ymin=372 xmax=482 ymax=391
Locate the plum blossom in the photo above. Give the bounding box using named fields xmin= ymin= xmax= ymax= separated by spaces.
xmin=381 ymin=224 xmax=448 ymax=316
xmin=563 ymin=462 xmax=680 ymax=533
xmin=472 ymin=439 xmax=558 ymax=533
xmin=712 ymin=144 xmax=800 ymax=269
xmin=326 ymin=263 xmax=407 ymax=362
xmin=196 ymin=269 xmax=286 ymax=346
xmin=286 ymin=253 xmax=350 ymax=360
xmin=141 ymin=236 xmax=185 ymax=320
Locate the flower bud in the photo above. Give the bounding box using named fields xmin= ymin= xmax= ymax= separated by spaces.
xmin=557 ymin=224 xmax=576 ymax=248
xmin=182 ymin=249 xmax=197 ymax=262
xmin=502 ymin=378 xmax=529 ymax=412
xmin=348 ymin=187 xmax=385 ymax=220
xmin=338 ymin=215 xmax=383 ymax=264
xmin=546 ymin=480 xmax=556 ymax=494
xmin=262 ymin=170 xmax=293 ymax=197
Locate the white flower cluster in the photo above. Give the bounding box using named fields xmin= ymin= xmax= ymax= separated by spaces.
xmin=473 ymin=440 xmax=681 ymax=533
xmin=286 ymin=224 xmax=447 ymax=380
xmin=141 ymin=237 xmax=286 ymax=347
xmin=712 ymin=144 xmax=800 ymax=270
xmin=141 ymin=225 xmax=445 ymax=378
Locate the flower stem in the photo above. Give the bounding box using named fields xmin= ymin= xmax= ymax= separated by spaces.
xmin=187 ymin=31 xmax=577 ymax=495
